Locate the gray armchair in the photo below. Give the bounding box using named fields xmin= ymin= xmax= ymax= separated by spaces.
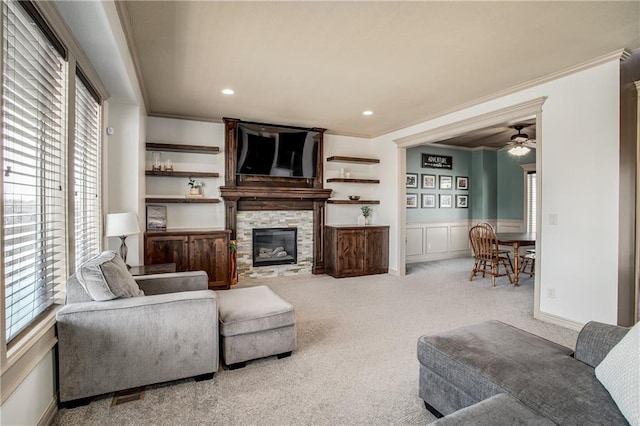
xmin=56 ymin=269 xmax=218 ymax=405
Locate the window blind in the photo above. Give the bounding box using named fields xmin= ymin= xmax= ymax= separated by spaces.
xmin=74 ymin=73 xmax=101 ymax=267
xmin=526 ymin=172 xmax=537 ymax=234
xmin=3 ymin=0 xmax=67 ymax=343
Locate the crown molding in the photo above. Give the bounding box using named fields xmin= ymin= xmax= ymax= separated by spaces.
xmin=394 ymin=97 xmax=546 ymax=148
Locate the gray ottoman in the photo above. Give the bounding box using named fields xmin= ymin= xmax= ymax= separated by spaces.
xmin=216 ymin=285 xmax=296 ymax=369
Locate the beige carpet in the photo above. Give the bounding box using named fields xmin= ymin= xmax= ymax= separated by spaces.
xmin=54 ymin=257 xmax=578 ymax=425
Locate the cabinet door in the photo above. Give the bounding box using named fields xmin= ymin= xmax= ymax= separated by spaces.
xmin=145 ymin=235 xmax=189 ymax=271
xmin=365 ymin=227 xmax=389 ymax=274
xmin=189 ymin=234 xmax=229 ymax=290
xmin=336 ymin=229 xmax=366 ymax=276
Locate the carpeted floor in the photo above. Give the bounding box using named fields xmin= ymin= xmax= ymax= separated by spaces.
xmin=54 ymin=257 xmax=578 ymax=425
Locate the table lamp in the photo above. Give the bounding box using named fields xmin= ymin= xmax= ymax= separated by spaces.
xmin=105 ymin=212 xmax=140 ymax=268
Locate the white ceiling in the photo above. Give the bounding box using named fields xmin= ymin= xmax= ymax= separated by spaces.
xmin=118 ymin=1 xmax=640 ymax=138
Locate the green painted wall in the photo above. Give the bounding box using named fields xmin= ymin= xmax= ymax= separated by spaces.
xmin=406 ymin=146 xmax=535 ymax=222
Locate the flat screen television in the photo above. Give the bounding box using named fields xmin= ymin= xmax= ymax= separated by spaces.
xmin=236 ymin=123 xmax=319 ymax=178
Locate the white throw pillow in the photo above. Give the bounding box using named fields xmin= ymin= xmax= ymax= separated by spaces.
xmin=595 ymin=322 xmax=639 ymax=426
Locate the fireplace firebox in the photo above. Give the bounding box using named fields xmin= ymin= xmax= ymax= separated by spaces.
xmin=252 ymin=227 xmax=297 ymax=267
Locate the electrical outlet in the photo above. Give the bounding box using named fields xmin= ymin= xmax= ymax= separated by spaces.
xmin=547 ymin=288 xmax=556 ymax=299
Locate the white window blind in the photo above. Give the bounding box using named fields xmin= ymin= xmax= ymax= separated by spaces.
xmin=74 ymin=73 xmax=101 ymax=267
xmin=526 ymin=172 xmax=537 ymax=234
xmin=3 ymin=0 xmax=67 ymax=343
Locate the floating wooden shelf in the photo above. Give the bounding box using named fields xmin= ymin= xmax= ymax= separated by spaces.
xmin=326 ymin=156 xmax=380 ymax=164
xmin=146 ymin=143 xmax=220 ymax=154
xmin=145 ymin=197 xmax=220 ymax=204
xmin=145 ymin=171 xmax=220 ymax=178
xmin=327 ymin=199 xmax=380 ymax=205
xmin=326 ymin=178 xmax=380 ymax=184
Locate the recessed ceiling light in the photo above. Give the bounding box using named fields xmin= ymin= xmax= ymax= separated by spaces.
xmin=221 ymin=88 xmax=234 ymax=95
xmin=362 ymin=110 xmax=373 ymax=116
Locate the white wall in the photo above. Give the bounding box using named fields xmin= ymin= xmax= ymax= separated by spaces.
xmin=374 ymin=59 xmax=621 ymax=325
xmin=0 ymin=351 xmax=56 ymax=425
xmin=145 ymin=117 xmax=226 ymax=230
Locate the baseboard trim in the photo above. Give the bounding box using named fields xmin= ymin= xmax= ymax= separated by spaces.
xmin=535 ymin=311 xmax=584 ymax=332
xmin=407 ymin=251 xmax=471 ymax=264
xmin=388 ymin=268 xmax=400 ymax=277
xmin=37 ymin=394 xmax=58 ymax=426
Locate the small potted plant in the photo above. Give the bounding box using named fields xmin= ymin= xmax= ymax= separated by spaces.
xmin=361 ymin=205 xmax=372 ymax=225
xmin=187 ymin=177 xmax=204 ymax=195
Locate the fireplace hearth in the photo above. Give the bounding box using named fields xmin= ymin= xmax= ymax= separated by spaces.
xmin=253 ymin=227 xmax=297 ymax=267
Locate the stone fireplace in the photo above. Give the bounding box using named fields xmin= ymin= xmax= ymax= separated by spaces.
xmin=237 ymin=211 xmax=313 ymax=278
xmin=220 ymin=118 xmax=332 ymax=278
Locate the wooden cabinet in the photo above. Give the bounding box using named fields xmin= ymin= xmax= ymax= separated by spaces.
xmin=324 ymin=225 xmax=389 ymax=278
xmin=144 ymin=229 xmax=231 ymax=290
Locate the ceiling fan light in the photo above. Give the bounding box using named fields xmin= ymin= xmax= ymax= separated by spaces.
xmin=508 ymin=145 xmax=531 ymax=156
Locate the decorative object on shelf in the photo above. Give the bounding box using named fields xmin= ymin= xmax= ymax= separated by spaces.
xmin=422 ymin=194 xmax=436 ymax=208
xmin=456 ymin=194 xmax=469 ymax=208
xmin=406 ymin=173 xmax=418 ymax=188
xmin=406 ymin=193 xmax=418 ymax=208
xmin=187 ymin=176 xmax=204 ymax=196
xmin=345 ymin=171 xmax=351 ymax=178
xmin=439 ymin=175 xmax=453 ymax=190
xmin=152 ymin=152 xmax=162 ymax=171
xmin=361 ymin=205 xmax=372 ymax=225
xmin=422 ymin=174 xmax=436 ymax=189
xmin=105 ymin=212 xmax=140 ymax=269
xmin=348 ymin=195 xmax=361 ymax=201
xmin=456 ymin=176 xmax=469 ymax=190
xmin=340 ymin=167 xmax=345 ymax=177
xmin=164 ymin=159 xmax=174 ymax=172
xmin=146 ymin=205 xmax=167 ymax=230
xmin=229 ymin=240 xmax=238 ymax=286
xmin=439 ymin=194 xmax=453 ymax=208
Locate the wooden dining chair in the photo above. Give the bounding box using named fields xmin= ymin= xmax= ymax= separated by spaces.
xmin=476 ymin=222 xmax=514 ymax=272
xmin=520 ymin=249 xmax=535 ymax=277
xmin=469 ymin=225 xmax=513 ymax=286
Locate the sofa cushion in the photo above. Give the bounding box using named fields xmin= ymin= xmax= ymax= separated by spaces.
xmin=418 ymin=320 xmax=629 ymax=425
xmin=216 ymin=285 xmax=295 ymax=336
xmin=428 ymin=393 xmax=555 ymax=426
xmin=596 ymin=322 xmax=639 ymax=426
xmin=76 ymin=251 xmax=144 ymax=301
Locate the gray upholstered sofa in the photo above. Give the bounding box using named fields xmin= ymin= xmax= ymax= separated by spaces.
xmin=418 ymin=320 xmax=631 ymax=425
xmin=56 ymin=254 xmax=219 ymax=405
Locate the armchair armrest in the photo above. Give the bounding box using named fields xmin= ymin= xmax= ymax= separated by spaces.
xmin=574 ymin=321 xmax=630 ymax=368
xmin=134 ymin=271 xmax=209 ymax=295
xmin=56 ymin=290 xmax=218 ymax=402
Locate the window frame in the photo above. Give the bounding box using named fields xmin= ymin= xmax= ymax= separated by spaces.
xmin=521 ymin=163 xmax=536 ymax=234
xmin=0 ymin=0 xmax=109 ymax=404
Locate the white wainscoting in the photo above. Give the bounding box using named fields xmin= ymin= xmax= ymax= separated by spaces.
xmin=406 ymin=220 xmax=472 ymax=263
xmin=406 ymin=219 xmax=525 ymax=263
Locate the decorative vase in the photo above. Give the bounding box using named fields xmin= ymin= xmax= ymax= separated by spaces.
xmin=190 ymin=187 xmax=201 ymax=195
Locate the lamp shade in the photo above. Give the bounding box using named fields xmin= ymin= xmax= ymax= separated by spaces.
xmin=105 ymin=212 xmax=140 ymax=237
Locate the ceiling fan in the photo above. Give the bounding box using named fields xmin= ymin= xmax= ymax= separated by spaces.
xmin=507 ymin=124 xmax=536 ymax=156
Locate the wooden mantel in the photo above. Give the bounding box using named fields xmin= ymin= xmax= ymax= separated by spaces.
xmin=220 ymin=118 xmax=331 ymax=274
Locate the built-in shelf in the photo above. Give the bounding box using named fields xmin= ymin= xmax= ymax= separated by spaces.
xmin=326 ymin=178 xmax=380 ymax=184
xmin=327 ymin=199 xmax=380 ymax=205
xmin=145 ymin=197 xmax=220 ymax=204
xmin=146 ymin=143 xmax=220 ymax=154
xmin=145 ymin=171 xmax=220 ymax=178
xmin=326 ymin=156 xmax=380 ymax=164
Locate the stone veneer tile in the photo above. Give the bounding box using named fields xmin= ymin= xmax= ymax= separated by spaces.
xmin=236 ymin=211 xmax=314 ymax=279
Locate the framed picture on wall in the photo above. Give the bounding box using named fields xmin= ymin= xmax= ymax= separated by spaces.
xmin=456 ymin=176 xmax=469 ymax=190
xmin=439 ymin=175 xmax=453 ymax=190
xmin=406 ymin=173 xmax=418 ymax=188
xmin=421 ymin=174 xmax=436 ymax=189
xmin=406 ymin=193 xmax=418 ymax=208
xmin=456 ymin=194 xmax=469 ymax=208
xmin=422 ymin=194 xmax=436 ymax=208
xmin=439 ymin=194 xmax=453 ymax=208
xmin=146 ymin=205 xmax=167 ymax=230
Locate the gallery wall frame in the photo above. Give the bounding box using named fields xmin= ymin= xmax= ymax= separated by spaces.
xmin=439 ymin=194 xmax=453 ymax=208
xmin=406 ymin=173 xmax=418 ymax=188
xmin=456 ymin=176 xmax=469 ymax=190
xmin=456 ymin=194 xmax=469 ymax=208
xmin=422 ymin=174 xmax=436 ymax=189
xmin=439 ymin=175 xmax=453 ymax=190
xmin=422 ymin=194 xmax=436 ymax=208
xmin=406 ymin=193 xmax=418 ymax=208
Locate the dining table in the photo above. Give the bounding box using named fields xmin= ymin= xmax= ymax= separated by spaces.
xmin=495 ymin=232 xmax=536 ymax=286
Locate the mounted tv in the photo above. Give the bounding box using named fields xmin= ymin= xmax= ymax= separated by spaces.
xmin=236 ymin=122 xmax=320 ymax=178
